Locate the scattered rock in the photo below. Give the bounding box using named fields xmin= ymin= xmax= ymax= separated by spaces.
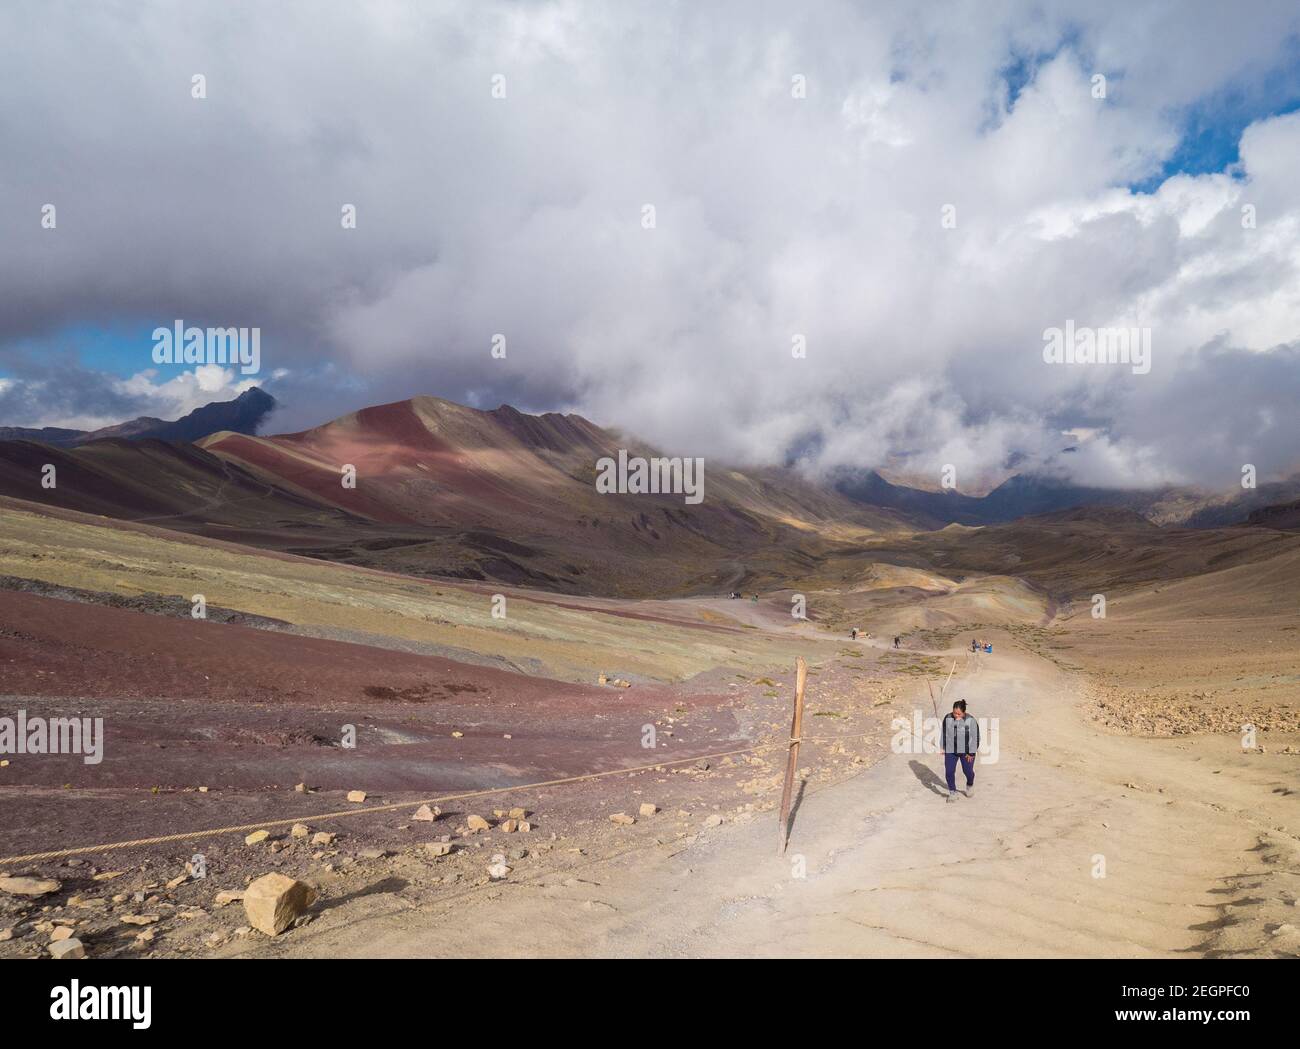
xmin=487 ymin=862 xmax=511 ymax=880
xmin=346 ymin=790 xmax=367 ymax=803
xmin=703 ymin=814 xmax=723 ymax=828
xmin=243 ymin=873 xmax=317 ymax=936
xmin=294 ymin=783 xmax=309 ymax=793
xmin=244 ymin=830 xmax=271 ymax=846
xmin=214 ymin=890 xmax=244 ymax=907
xmin=358 ymin=848 xmax=387 ymax=860
xmin=609 ymin=813 xmax=636 ymax=826
xmin=50 ymin=926 xmax=75 ymax=942
xmin=311 ymin=832 xmax=335 ymax=846
xmin=639 ymin=803 xmax=659 ymax=817
xmin=0 ymin=928 xmax=12 ymax=941
xmin=121 ymin=914 xmax=160 ymax=926
xmin=92 ymin=871 xmax=125 ymax=882
xmin=500 ymin=819 xmax=518 ymax=833
xmin=423 ymin=842 xmax=453 ymax=858
xmin=518 ymin=821 xmax=532 ymax=833
xmin=0 ymin=875 xmax=60 ymax=897
xmin=413 ymin=804 xmax=440 ymax=822
xmin=466 ymin=815 xmax=490 ymax=832
xmin=290 ymin=823 xmax=311 ymax=839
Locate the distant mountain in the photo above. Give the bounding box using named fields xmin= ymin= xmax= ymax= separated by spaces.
xmin=835 ymin=466 xmax=1300 ymax=529
xmin=0 ymin=387 xmax=276 ymax=447
xmin=833 ymin=469 xmax=1155 ymax=527
xmin=0 ymin=394 xmax=917 ymax=597
xmin=0 ymin=425 xmax=86 ymax=446
xmin=1246 ymin=498 xmax=1300 ymax=530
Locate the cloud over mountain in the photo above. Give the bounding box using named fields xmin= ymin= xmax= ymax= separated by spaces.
xmin=2 ymin=1 xmax=1299 ymax=491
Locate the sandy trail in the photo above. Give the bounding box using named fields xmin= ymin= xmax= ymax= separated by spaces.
xmin=241 ymin=641 xmax=1298 ymax=958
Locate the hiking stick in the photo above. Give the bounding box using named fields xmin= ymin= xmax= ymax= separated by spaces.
xmin=777 ymin=656 xmax=807 ymax=855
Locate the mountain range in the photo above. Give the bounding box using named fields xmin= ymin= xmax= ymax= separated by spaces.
xmin=0 ymin=387 xmax=276 ymax=447
xmin=0 ymin=388 xmax=1296 ymax=597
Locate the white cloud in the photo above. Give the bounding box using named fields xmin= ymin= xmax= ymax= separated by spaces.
xmin=1 ymin=1 xmax=1298 ymax=490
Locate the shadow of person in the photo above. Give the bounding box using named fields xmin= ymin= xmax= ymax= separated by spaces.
xmin=909 ymin=759 xmax=948 ymax=797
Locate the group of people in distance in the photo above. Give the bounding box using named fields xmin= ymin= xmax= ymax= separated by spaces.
xmin=970 ymin=638 xmax=992 ymax=654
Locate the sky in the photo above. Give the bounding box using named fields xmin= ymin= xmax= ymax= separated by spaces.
xmin=2 ymin=0 xmax=1299 ymax=493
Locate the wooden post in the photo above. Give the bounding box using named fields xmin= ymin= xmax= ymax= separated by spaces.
xmin=777 ymin=656 xmax=807 ymax=855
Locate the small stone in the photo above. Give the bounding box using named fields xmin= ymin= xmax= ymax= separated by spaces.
xmin=134 ymin=929 xmax=156 ymax=946
xmin=214 ymin=890 xmax=244 ymax=907
xmin=290 ymin=823 xmax=311 ymax=839
xmin=413 ymin=804 xmax=440 ymax=822
xmin=243 ymin=873 xmax=317 ymax=936
xmin=50 ymin=926 xmax=75 ymax=942
xmin=703 ymin=814 xmax=723 ymax=827
xmin=517 ymin=821 xmax=532 ymax=833
xmin=0 ymin=928 xmax=12 ymax=941
xmin=294 ymin=783 xmax=308 ymax=793
xmin=423 ymin=842 xmax=453 ymax=858
xmin=166 ymin=874 xmax=189 ymax=890
xmin=92 ymin=871 xmax=125 ymax=882
xmin=500 ymin=819 xmax=518 ymax=833
xmin=609 ymin=813 xmax=636 ymax=826
xmin=197 ymin=786 xmax=209 ymax=793
xmin=0 ymin=876 xmax=60 ymax=897
xmin=358 ymin=848 xmax=386 ymax=860
xmin=639 ymin=803 xmax=659 ymax=817
xmin=451 ymin=731 xmax=463 ymax=738
xmin=121 ymin=914 xmax=159 ymax=926
xmin=311 ymin=832 xmax=335 ymax=846
xmin=487 ymin=862 xmax=511 ymax=880
xmin=466 ymin=815 xmax=490 ymax=832
xmin=508 ymin=807 xmax=527 ymax=819
xmin=244 ymin=830 xmax=270 ymax=846
xmin=347 ymin=790 xmax=367 ymax=803
xmin=49 ymin=938 xmax=86 ymax=959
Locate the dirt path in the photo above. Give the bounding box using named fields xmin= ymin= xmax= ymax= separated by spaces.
xmin=238 ymin=641 xmax=1299 ymax=958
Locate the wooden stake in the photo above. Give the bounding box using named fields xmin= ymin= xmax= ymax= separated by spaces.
xmin=926 ymin=677 xmax=939 ymax=720
xmin=777 ymin=656 xmax=807 ymax=855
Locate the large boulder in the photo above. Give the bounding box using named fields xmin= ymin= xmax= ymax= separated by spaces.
xmin=242 ymin=873 xmax=317 ymax=936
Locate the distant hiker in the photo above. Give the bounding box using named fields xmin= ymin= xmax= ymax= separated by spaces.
xmin=941 ymin=699 xmax=979 ymax=803
xmin=851 ymin=627 xmax=858 ymax=641
xmin=971 ymin=638 xmax=977 ymax=653
xmin=893 ymin=635 xmax=901 ymax=649
xmin=984 ymin=643 xmax=992 ymax=654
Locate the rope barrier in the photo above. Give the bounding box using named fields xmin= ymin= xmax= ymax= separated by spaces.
xmin=0 ymin=729 xmax=883 ymax=866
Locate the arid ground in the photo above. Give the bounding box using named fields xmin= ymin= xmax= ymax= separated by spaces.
xmin=0 ymin=484 xmax=1296 ymax=958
